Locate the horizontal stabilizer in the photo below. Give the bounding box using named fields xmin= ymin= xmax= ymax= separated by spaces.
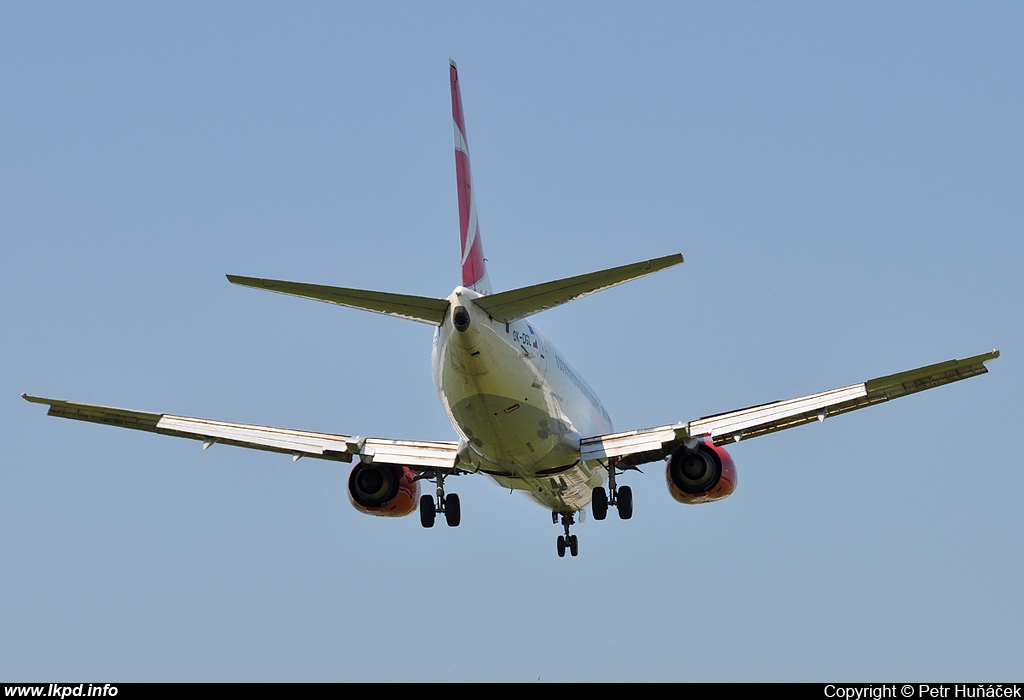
xmin=471 ymin=253 xmax=683 ymax=323
xmin=227 ymin=275 xmax=449 ymax=325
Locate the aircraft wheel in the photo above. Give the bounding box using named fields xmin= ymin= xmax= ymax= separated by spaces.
xmin=444 ymin=493 xmax=461 ymax=527
xmin=617 ymin=485 xmax=633 ymax=520
xmin=420 ymin=494 xmax=436 ymax=528
xmin=569 ymin=534 xmax=578 ymax=557
xmin=592 ymin=486 xmax=608 ymax=520
xmin=557 ymin=535 xmax=566 ymax=558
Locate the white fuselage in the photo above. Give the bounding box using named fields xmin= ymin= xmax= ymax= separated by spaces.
xmin=432 ymin=287 xmax=613 ymax=512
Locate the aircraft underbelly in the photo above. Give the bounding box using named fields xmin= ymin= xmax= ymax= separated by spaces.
xmin=450 ymin=393 xmax=563 ymax=469
xmin=433 ymin=297 xmax=611 ymax=511
xmin=441 ymin=330 xmax=569 ymax=474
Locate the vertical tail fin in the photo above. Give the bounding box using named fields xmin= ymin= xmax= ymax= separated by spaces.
xmin=450 ymin=60 xmax=492 ymax=294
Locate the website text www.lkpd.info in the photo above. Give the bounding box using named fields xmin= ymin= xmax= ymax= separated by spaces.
xmin=5 ymin=686 xmax=117 ymax=698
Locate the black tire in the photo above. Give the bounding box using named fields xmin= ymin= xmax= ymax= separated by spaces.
xmin=569 ymin=534 xmax=579 ymax=557
xmin=592 ymin=486 xmax=608 ymax=520
xmin=557 ymin=535 xmax=566 ymax=558
xmin=617 ymin=485 xmax=633 ymax=520
xmin=419 ymin=494 xmax=436 ymax=528
xmin=444 ymin=493 xmax=461 ymax=527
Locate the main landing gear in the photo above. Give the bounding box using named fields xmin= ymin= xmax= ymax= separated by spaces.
xmin=553 ymin=511 xmax=579 ymax=558
xmin=591 ymin=459 xmax=633 ymax=521
xmin=419 ymin=471 xmax=460 ymax=528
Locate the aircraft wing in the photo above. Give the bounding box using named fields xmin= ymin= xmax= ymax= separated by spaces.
xmin=21 ymin=395 xmax=460 ymax=470
xmin=580 ymin=350 xmax=1000 ymax=467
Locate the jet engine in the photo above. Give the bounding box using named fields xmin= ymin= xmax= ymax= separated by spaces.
xmin=666 ymin=440 xmax=737 ymax=504
xmin=347 ymin=461 xmax=420 ymax=517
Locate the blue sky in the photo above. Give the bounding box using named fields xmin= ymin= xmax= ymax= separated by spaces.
xmin=2 ymin=2 xmax=1021 ymax=682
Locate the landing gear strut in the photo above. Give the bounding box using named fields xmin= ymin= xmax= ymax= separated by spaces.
xmin=592 ymin=459 xmax=633 ymax=521
xmin=554 ymin=512 xmax=579 ymax=558
xmin=420 ymin=471 xmax=460 ymax=528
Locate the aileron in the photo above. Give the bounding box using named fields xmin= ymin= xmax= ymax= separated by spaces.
xmin=864 ymin=350 xmax=997 ymax=400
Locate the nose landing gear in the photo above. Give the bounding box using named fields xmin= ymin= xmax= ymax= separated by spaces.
xmin=554 ymin=512 xmax=579 ymax=558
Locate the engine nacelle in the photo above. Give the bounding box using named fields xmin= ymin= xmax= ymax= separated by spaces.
xmin=347 ymin=461 xmax=420 ymax=517
xmin=666 ymin=440 xmax=737 ymax=504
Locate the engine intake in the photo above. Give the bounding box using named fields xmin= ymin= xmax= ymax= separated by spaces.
xmin=666 ymin=440 xmax=737 ymax=504
xmin=347 ymin=461 xmax=420 ymax=517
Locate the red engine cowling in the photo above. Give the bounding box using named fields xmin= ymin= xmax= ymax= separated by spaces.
xmin=347 ymin=461 xmax=420 ymax=517
xmin=666 ymin=440 xmax=737 ymax=504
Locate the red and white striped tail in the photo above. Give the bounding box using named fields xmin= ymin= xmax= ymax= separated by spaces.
xmin=450 ymin=60 xmax=491 ymax=294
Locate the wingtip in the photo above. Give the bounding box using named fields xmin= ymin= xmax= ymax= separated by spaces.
xmin=653 ymin=252 xmax=685 ymax=269
xmin=226 ymin=274 xmax=255 ymax=287
xmin=449 ymin=57 xmax=458 ymax=69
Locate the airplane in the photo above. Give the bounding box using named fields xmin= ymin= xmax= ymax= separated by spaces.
xmin=23 ymin=61 xmax=999 ymax=558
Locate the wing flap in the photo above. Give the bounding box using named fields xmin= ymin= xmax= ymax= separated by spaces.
xmin=156 ymin=414 xmax=353 ymax=459
xmin=688 ymin=384 xmax=867 ymax=443
xmin=22 ymin=394 xmax=459 ymax=468
xmin=363 ymin=438 xmax=461 ymax=469
xmin=580 ymin=424 xmax=681 ymax=462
